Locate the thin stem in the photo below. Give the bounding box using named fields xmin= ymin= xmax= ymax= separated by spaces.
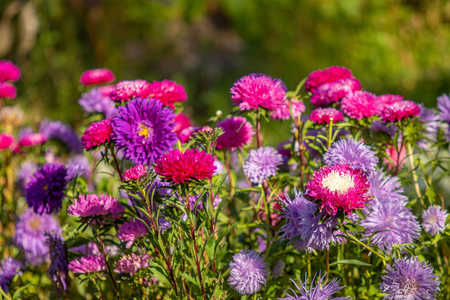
xmin=208 ymin=178 xmax=217 ymax=273
xmin=256 ymin=110 xmax=262 ymax=148
xmin=407 ymin=143 xmax=424 ymax=205
xmin=110 ymin=146 xmax=124 ymax=181
xmin=345 ymin=232 xmax=388 ymax=262
xmin=326 ymin=249 xmax=330 ymax=281
xmin=327 ymin=118 xmax=334 ymax=149
xmin=91 ymin=276 xmax=104 ymax=300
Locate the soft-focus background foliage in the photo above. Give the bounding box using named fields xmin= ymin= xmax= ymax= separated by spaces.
xmin=2 ymin=0 xmax=450 ymax=139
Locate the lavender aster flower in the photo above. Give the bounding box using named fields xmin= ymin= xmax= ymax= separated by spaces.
xmin=26 ymin=163 xmax=67 ymax=214
xmin=418 ymin=104 xmax=440 ymax=149
xmin=66 ymin=155 xmax=90 ymax=180
xmin=45 ymin=232 xmax=70 ymax=294
xmin=381 ymin=256 xmax=440 ymax=299
xmin=78 ymin=88 xmax=118 ymax=118
xmin=244 ymin=146 xmax=283 ymax=184
xmin=437 ymin=94 xmax=450 ymax=124
xmin=422 ymin=205 xmax=448 ymax=235
xmin=367 ymin=170 xmax=408 ymax=206
xmin=228 ymin=250 xmax=268 ymax=295
xmin=39 ymin=120 xmax=83 ymax=153
xmin=324 ymin=139 xmax=378 ymax=174
xmin=0 ymin=258 xmax=24 ymax=293
xmin=112 ymin=97 xmax=177 ymax=165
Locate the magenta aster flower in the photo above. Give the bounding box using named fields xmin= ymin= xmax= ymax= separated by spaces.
xmin=78 ymin=88 xmax=118 ymax=118
xmin=124 ymin=165 xmax=146 ymax=181
xmin=18 ymin=133 xmax=47 ymax=147
xmin=114 ymin=253 xmax=151 ymax=275
xmin=155 ymin=149 xmax=216 ymax=184
xmin=305 ymin=163 xmax=370 ymax=216
xmin=305 ymin=66 xmax=354 ymax=93
xmin=309 ymin=108 xmax=344 ymax=124
xmin=0 ymin=60 xmax=20 ymax=82
xmin=117 ymin=218 xmax=149 ymax=248
xmin=173 ymin=113 xmax=192 ymax=138
xmin=381 ymin=100 xmax=421 ymax=122
xmin=422 ymin=205 xmax=448 ymax=235
xmin=310 ymin=77 xmax=361 ymax=107
xmin=377 ymin=94 xmax=403 ymax=110
xmin=81 ymin=119 xmax=113 ymax=151
xmin=244 ymin=146 xmax=283 ymax=185
xmin=270 ymin=99 xmax=306 ymax=120
xmin=0 ymin=82 xmax=17 ymax=99
xmin=0 ymin=134 xmax=14 ymax=150
xmin=112 ymin=97 xmax=177 ymax=165
xmin=228 ymin=250 xmax=268 ymax=295
xmin=216 ymin=116 xmax=255 ymax=150
xmin=79 ymin=68 xmax=115 ymax=86
xmin=230 ymin=73 xmax=286 ymax=111
xmin=0 ymin=258 xmax=23 ymax=294
xmin=110 ymin=80 xmax=151 ymax=102
xmin=341 ymin=91 xmax=380 ymax=120
xmin=68 ymin=255 xmax=106 ymax=274
xmin=147 ymin=80 xmax=187 ymax=109
xmin=68 ymin=194 xmax=120 ymax=218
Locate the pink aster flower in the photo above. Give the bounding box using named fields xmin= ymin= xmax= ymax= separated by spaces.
xmin=67 ymin=194 xmax=120 ymax=218
xmin=124 ymin=165 xmax=146 ymax=181
xmin=81 ymin=119 xmax=113 ymax=151
xmin=216 ymin=116 xmax=255 ymax=150
xmin=310 ymin=77 xmax=361 ymax=107
xmin=0 ymin=82 xmax=17 ymax=99
xmin=305 ymin=163 xmax=370 ymax=216
xmin=341 ymin=91 xmax=380 ymax=120
xmin=384 ymin=143 xmax=407 ymax=172
xmin=380 ymin=100 xmax=420 ymax=122
xmin=0 ymin=60 xmax=20 ymax=82
xmin=305 ymin=66 xmax=354 ymax=92
xmin=18 ymin=133 xmax=47 ymax=147
xmin=173 ymin=113 xmax=193 ymax=137
xmin=110 ymin=80 xmax=151 ymax=102
xmin=0 ymin=134 xmax=14 ymax=150
xmin=309 ymin=108 xmax=344 ymax=124
xmin=147 ymin=80 xmax=187 ymax=109
xmin=79 ymin=68 xmax=115 ymax=86
xmin=230 ymin=73 xmax=286 ymax=111
xmin=117 ymin=219 xmax=148 ymax=248
xmin=68 ymin=255 xmax=106 ymax=273
xmin=270 ymin=100 xmax=306 ymax=120
xmin=114 ymin=253 xmax=151 ymax=275
xmin=377 ymin=94 xmax=403 ymax=109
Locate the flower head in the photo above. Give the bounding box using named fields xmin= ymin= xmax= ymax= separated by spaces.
xmin=114 ymin=253 xmax=151 ymax=275
xmin=18 ymin=133 xmax=47 ymax=148
xmin=381 ymin=100 xmax=420 ymax=122
xmin=17 ymin=161 xmax=38 ymax=191
xmin=422 ymin=205 xmax=448 ymax=235
xmin=341 ymin=91 xmax=380 ymax=120
xmin=0 ymin=134 xmax=14 ymax=150
xmin=244 ymin=146 xmax=283 ymax=185
xmin=68 ymin=255 xmax=106 ymax=274
xmin=437 ymin=94 xmax=450 ymax=124
xmin=147 ymin=80 xmax=187 ymax=109
xmin=45 ymin=232 xmax=70 ymax=294
xmin=124 ymin=165 xmax=146 ymax=181
xmin=79 ymin=68 xmax=115 ymax=86
xmin=228 ymin=250 xmax=268 ymax=295
xmin=110 ymin=80 xmax=151 ymax=102
xmin=310 ymin=77 xmax=361 ymax=107
xmin=270 ymin=100 xmax=306 ymax=120
xmin=81 ymin=119 xmax=113 ymax=151
xmin=78 ymin=88 xmax=118 ymax=118
xmin=0 ymin=82 xmax=17 ymax=99
xmin=112 ymin=97 xmax=177 ymax=165
xmin=231 ymin=73 xmax=286 ymax=111
xmin=0 ymin=258 xmax=23 ymax=293
xmin=39 ymin=120 xmax=83 ymax=153
xmin=367 ymin=170 xmax=408 ymax=205
xmin=216 ymin=116 xmax=255 ymax=150
xmin=418 ymin=104 xmax=440 ymax=149
xmin=66 ymin=155 xmax=90 ymax=180
xmin=309 ymin=108 xmax=344 ymax=124
xmin=377 ymin=94 xmax=403 ymax=109
xmin=68 ymin=194 xmax=120 ymax=218
xmin=0 ymin=60 xmax=21 ymax=82
xmin=305 ymin=66 xmax=354 ymax=93
xmin=117 ymin=218 xmax=149 ymax=248
xmin=173 ymin=113 xmax=192 ymax=138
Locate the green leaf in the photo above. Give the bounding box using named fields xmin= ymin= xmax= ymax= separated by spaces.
xmin=329 ymin=259 xmax=372 ymax=267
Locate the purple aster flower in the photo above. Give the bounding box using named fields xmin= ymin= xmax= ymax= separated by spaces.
xmin=39 ymin=120 xmax=83 ymax=153
xmin=114 ymin=253 xmax=151 ymax=275
xmin=17 ymin=161 xmax=38 ymax=192
xmin=244 ymin=146 xmax=283 ymax=185
xmin=45 ymin=232 xmax=70 ymax=294
xmin=0 ymin=258 xmax=24 ymax=294
xmin=367 ymin=171 xmax=408 ymax=206
xmin=324 ymin=139 xmax=378 ymax=174
xmin=66 ymin=155 xmax=90 ymax=180
xmin=67 ymin=194 xmax=119 ymax=218
xmin=111 ymin=97 xmax=177 ymax=165
xmin=228 ymin=250 xmax=268 ymax=295
xmin=418 ymin=104 xmax=440 ymax=149
xmin=68 ymin=255 xmax=106 ymax=274
xmin=14 ymin=209 xmax=61 ymax=265
xmin=26 ymin=163 xmax=67 ymax=214
xmin=78 ymin=88 xmax=118 ymax=118
xmin=422 ymin=205 xmax=448 ymax=235
xmin=280 ymin=272 xmax=349 ymax=300
xmin=437 ymin=94 xmax=450 ymax=124
xmin=117 ymin=218 xmax=149 ymax=248
xmin=381 ymin=256 xmax=440 ymax=299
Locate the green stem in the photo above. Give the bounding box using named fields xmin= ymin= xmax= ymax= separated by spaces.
xmin=327 ymin=118 xmax=334 ymax=149
xmin=407 ymin=143 xmax=424 ymax=206
xmin=345 ymin=232 xmax=388 ymax=262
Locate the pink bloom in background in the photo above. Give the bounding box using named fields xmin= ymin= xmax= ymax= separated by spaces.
xmin=79 ymin=68 xmax=115 ymax=86
xmin=81 ymin=119 xmax=113 ymax=151
xmin=0 ymin=82 xmax=17 ymax=99
xmin=310 ymin=77 xmax=361 ymax=107
xmin=216 ymin=116 xmax=255 ymax=150
xmin=377 ymin=94 xmax=403 ymax=110
xmin=0 ymin=134 xmax=14 ymax=150
xmin=155 ymin=149 xmax=216 ymax=184
xmin=98 ymin=85 xmax=116 ymax=97
xmin=117 ymin=219 xmax=148 ymax=248
xmin=114 ymin=253 xmax=151 ymax=275
xmin=173 ymin=113 xmax=193 ymax=137
xmin=148 ymin=80 xmax=187 ymax=109
xmin=381 ymin=101 xmax=420 ymax=122
xmin=68 ymin=255 xmax=106 ymax=273
xmin=305 ymin=66 xmax=354 ymax=93
xmin=67 ymin=194 xmax=120 ymax=218
xmin=179 ymin=126 xmax=200 ymax=144
xmin=124 ymin=165 xmax=146 ymax=180
xmin=110 ymin=80 xmax=151 ymax=102
xmin=270 ymin=99 xmax=306 ymax=120
xmin=0 ymin=60 xmax=21 ymax=82
xmin=18 ymin=133 xmax=47 ymax=147
xmin=341 ymin=91 xmax=380 ymax=120
xmin=384 ymin=144 xmax=407 ymax=172
xmin=309 ymin=108 xmax=344 ymax=124
xmin=231 ymin=73 xmax=286 ymax=111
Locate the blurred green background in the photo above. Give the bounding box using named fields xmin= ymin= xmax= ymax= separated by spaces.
xmin=2 ymin=0 xmax=450 ymax=130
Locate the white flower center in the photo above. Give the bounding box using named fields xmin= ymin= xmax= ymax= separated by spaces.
xmin=322 ymin=171 xmax=354 ymax=194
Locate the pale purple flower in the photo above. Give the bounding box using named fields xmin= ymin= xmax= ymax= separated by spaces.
xmin=17 ymin=161 xmax=38 ymax=192
xmin=68 ymin=255 xmax=106 ymax=274
xmin=371 ymin=121 xmax=397 ymax=138
xmin=0 ymin=258 xmax=24 ymax=293
xmin=213 ymin=159 xmax=224 ymax=175
xmin=437 ymin=94 xmax=450 ymax=124
xmin=422 ymin=205 xmax=448 ymax=235
xmin=244 ymin=146 xmax=283 ymax=184
xmin=367 ymin=170 xmax=408 ymax=206
xmin=114 ymin=253 xmax=151 ymax=275
xmin=418 ymin=104 xmax=440 ymax=149
xmin=66 ymin=155 xmax=90 ymax=180
xmin=39 ymin=120 xmax=83 ymax=153
xmin=78 ymin=88 xmax=118 ymax=118
xmin=67 ymin=194 xmax=120 ymax=218
xmin=70 ymin=242 xmax=120 ymax=257
xmin=228 ymin=250 xmax=268 ymax=295
xmin=117 ymin=219 xmax=149 ymax=248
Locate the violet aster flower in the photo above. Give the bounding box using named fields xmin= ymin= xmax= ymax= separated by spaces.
xmin=0 ymin=82 xmax=16 ymax=99
xmin=81 ymin=119 xmax=113 ymax=151
xmin=310 ymin=77 xmax=361 ymax=107
xmin=280 ymin=272 xmax=349 ymax=300
xmin=39 ymin=120 xmax=83 ymax=153
xmin=14 ymin=209 xmax=61 ymax=265
xmin=68 ymin=255 xmax=106 ymax=274
xmin=381 ymin=100 xmax=421 ymax=122
xmin=0 ymin=60 xmax=21 ymax=82
xmin=244 ymin=146 xmax=283 ymax=185
xmin=79 ymin=68 xmax=115 ymax=86
xmin=112 ymin=97 xmax=177 ymax=165
xmin=45 ymin=232 xmax=70 ymax=294
xmin=437 ymin=94 xmax=450 ymax=124
xmin=70 ymin=242 xmax=120 ymax=257
xmin=230 ymin=73 xmax=286 ymax=111
xmin=305 ymin=66 xmax=354 ymax=93
xmin=422 ymin=205 xmax=448 ymax=235
xmin=381 ymin=256 xmax=440 ymax=299
xmin=26 ymin=163 xmax=67 ymax=214
xmin=110 ymin=79 xmax=151 ymax=102
xmin=66 ymin=155 xmax=90 ymax=180
xmin=418 ymin=104 xmax=440 ymax=149
xmin=147 ymin=79 xmax=187 ymax=109
xmin=341 ymin=91 xmax=381 ymax=120
xmin=78 ymin=88 xmax=118 ymax=118
xmin=117 ymin=218 xmax=149 ymax=248
xmin=124 ymin=164 xmax=146 ymax=181
xmin=216 ymin=116 xmax=255 ymax=150
xmin=114 ymin=253 xmax=151 ymax=275
xmin=0 ymin=258 xmax=23 ymax=294
xmin=68 ymin=194 xmax=120 ymax=218
xmin=228 ymin=250 xmax=268 ymax=295
xmin=367 ymin=170 xmax=408 ymax=206
xmin=270 ymin=99 xmax=306 ymax=120
xmin=309 ymin=108 xmax=344 ymax=124
xmin=324 ymin=139 xmax=379 ymax=174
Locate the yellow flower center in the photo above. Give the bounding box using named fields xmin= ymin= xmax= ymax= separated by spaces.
xmin=28 ymin=218 xmax=42 ymax=230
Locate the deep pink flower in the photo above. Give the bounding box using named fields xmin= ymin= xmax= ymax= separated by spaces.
xmin=310 ymin=77 xmax=361 ymax=107
xmin=79 ymin=68 xmax=115 ymax=86
xmin=110 ymin=80 xmax=151 ymax=102
xmin=147 ymin=80 xmax=187 ymax=109
xmin=173 ymin=113 xmax=192 ymax=137
xmin=216 ymin=116 xmax=255 ymax=150
xmin=0 ymin=82 xmax=17 ymax=99
xmin=98 ymin=85 xmax=115 ymax=97
xmin=305 ymin=163 xmax=370 ymax=216
xmin=309 ymin=108 xmax=344 ymax=124
xmin=68 ymin=255 xmax=106 ymax=273
xmin=81 ymin=119 xmax=113 ymax=151
xmin=381 ymin=101 xmax=420 ymax=122
xmin=18 ymin=133 xmax=47 ymax=147
xmin=67 ymin=194 xmax=120 ymax=218
xmin=341 ymin=91 xmax=380 ymax=120
xmin=270 ymin=100 xmax=306 ymax=120
xmin=179 ymin=126 xmax=200 ymax=144
xmin=124 ymin=165 xmax=146 ymax=181
xmin=377 ymin=94 xmax=403 ymax=110
xmin=305 ymin=66 xmax=354 ymax=93
xmin=0 ymin=134 xmax=14 ymax=150
xmin=231 ymin=73 xmax=286 ymax=111
xmin=117 ymin=219 xmax=148 ymax=248
xmin=114 ymin=253 xmax=151 ymax=275
xmin=155 ymin=149 xmax=216 ymax=184
xmin=0 ymin=60 xmax=20 ymax=82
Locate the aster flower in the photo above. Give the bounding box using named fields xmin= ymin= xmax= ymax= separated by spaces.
xmin=117 ymin=218 xmax=149 ymax=248
xmin=14 ymin=209 xmax=61 ymax=265
xmin=112 ymin=97 xmax=177 ymax=165
xmin=66 ymin=155 xmax=90 ymax=180
xmin=324 ymin=139 xmax=378 ymax=174
xmin=70 ymin=242 xmax=120 ymax=257
xmin=381 ymin=100 xmax=420 ymax=122
xmin=216 ymin=116 xmax=255 ymax=150
xmin=280 ymin=272 xmax=349 ymax=300
xmin=228 ymin=250 xmax=268 ymax=295
xmin=305 ymin=163 xmax=370 ymax=216
xmin=418 ymin=104 xmax=440 ymax=149
xmin=305 ymin=66 xmax=354 ymax=93
xmin=79 ymin=68 xmax=115 ymax=86
xmin=124 ymin=165 xmax=146 ymax=181
xmin=0 ymin=82 xmax=17 ymax=99
xmin=422 ymin=205 xmax=448 ymax=235
xmin=68 ymin=255 xmax=106 ymax=274
xmin=173 ymin=113 xmax=192 ymax=138
xmin=147 ymin=80 xmax=187 ymax=109
xmin=26 ymin=163 xmax=67 ymax=214
xmin=179 ymin=126 xmax=200 ymax=144
xmin=367 ymin=170 xmax=408 ymax=205
xmin=110 ymin=80 xmax=151 ymax=102
xmin=0 ymin=258 xmax=23 ymax=294
xmin=81 ymin=119 xmax=113 ymax=151
xmin=341 ymin=91 xmax=380 ymax=120
xmin=45 ymin=232 xmax=70 ymax=294
xmin=0 ymin=60 xmax=21 ymax=82
xmin=18 ymin=133 xmax=47 ymax=147
xmin=68 ymin=194 xmax=120 ymax=218
xmin=377 ymin=94 xmax=403 ymax=109
xmin=384 ymin=143 xmax=407 ymax=172
xmin=230 ymin=73 xmax=286 ymax=111
xmin=78 ymin=88 xmax=118 ymax=118
xmin=310 ymin=77 xmax=361 ymax=107
xmin=155 ymin=149 xmax=216 ymax=184
xmin=309 ymin=108 xmax=344 ymax=124
xmin=437 ymin=94 xmax=450 ymax=124
xmin=381 ymin=256 xmax=440 ymax=299
xmin=114 ymin=253 xmax=151 ymax=275
xmin=270 ymin=99 xmax=306 ymax=120
xmin=244 ymin=146 xmax=283 ymax=185
xmin=0 ymin=134 xmax=14 ymax=150
xmin=39 ymin=120 xmax=83 ymax=153
xmin=213 ymin=159 xmax=224 ymax=175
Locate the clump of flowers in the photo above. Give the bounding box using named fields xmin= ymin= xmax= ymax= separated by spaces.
xmin=81 ymin=119 xmax=113 ymax=151
xmin=244 ymin=146 xmax=283 ymax=185
xmin=341 ymin=91 xmax=380 ymax=120
xmin=68 ymin=256 xmax=106 ymax=274
xmin=0 ymin=258 xmax=23 ymax=293
xmin=124 ymin=165 xmax=146 ymax=181
xmin=270 ymin=99 xmax=306 ymax=120
xmin=216 ymin=116 xmax=255 ymax=150
xmin=228 ymin=250 xmax=268 ymax=295
xmin=422 ymin=205 xmax=448 ymax=235
xmin=381 ymin=100 xmax=421 ymax=122
xmin=79 ymin=68 xmax=115 ymax=86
